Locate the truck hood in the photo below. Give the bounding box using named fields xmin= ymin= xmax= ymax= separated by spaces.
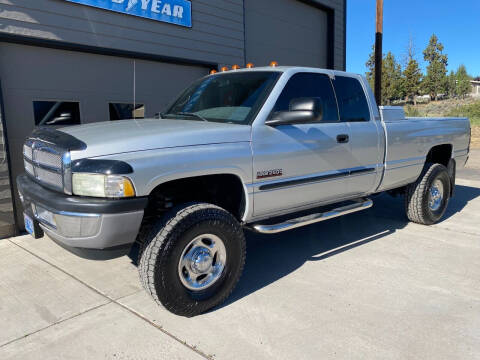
xmin=60 ymin=119 xmax=252 ymax=159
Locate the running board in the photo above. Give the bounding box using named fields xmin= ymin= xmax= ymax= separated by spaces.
xmin=250 ymin=198 xmax=373 ymax=234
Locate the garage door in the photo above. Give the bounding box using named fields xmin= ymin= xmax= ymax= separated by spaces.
xmin=0 ymin=43 xmax=209 ymax=229
xmin=244 ymin=0 xmax=329 ymax=68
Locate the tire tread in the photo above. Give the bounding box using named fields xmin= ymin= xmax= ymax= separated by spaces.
xmin=405 ymin=162 xmax=450 ymax=225
xmin=138 ymin=203 xmax=246 ymax=317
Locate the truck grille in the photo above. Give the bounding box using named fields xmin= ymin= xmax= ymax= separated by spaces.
xmin=23 ymin=140 xmax=71 ymax=194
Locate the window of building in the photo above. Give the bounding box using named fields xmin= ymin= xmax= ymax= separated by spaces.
xmin=109 ymin=103 xmax=145 ymax=120
xmin=332 ymin=76 xmax=371 ymax=122
xmin=272 ymin=73 xmax=339 ymax=123
xmin=33 ymin=101 xmax=81 ymax=126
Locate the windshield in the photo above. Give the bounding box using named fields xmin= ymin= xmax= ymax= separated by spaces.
xmin=164 ymin=71 xmax=280 ymax=125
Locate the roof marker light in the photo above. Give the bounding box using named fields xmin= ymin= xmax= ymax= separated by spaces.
xmin=210 ymin=69 xmax=217 ymax=75
xmin=220 ymin=66 xmax=229 ymax=72
xmin=246 ymin=63 xmax=254 ymax=69
xmin=231 ymin=64 xmax=241 ymax=70
xmin=270 ymin=61 xmax=279 ymax=67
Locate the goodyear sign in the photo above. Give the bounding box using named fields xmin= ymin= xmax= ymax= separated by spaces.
xmin=65 ymin=0 xmax=192 ymax=27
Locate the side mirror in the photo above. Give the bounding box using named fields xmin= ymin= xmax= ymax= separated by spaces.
xmin=265 ymin=97 xmax=323 ymax=126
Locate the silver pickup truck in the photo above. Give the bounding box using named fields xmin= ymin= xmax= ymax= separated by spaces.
xmin=18 ymin=66 xmax=471 ymax=316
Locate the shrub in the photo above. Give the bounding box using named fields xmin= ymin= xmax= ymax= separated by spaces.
xmin=404 ymin=105 xmax=422 ymax=117
xmin=446 ymin=101 xmax=480 ymax=126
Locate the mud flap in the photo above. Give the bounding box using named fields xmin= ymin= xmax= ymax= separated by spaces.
xmin=447 ymin=158 xmax=456 ymax=197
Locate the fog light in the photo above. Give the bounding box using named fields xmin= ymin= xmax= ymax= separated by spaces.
xmin=54 ymin=213 xmax=101 ymax=238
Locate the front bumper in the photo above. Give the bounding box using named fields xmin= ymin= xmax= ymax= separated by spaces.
xmin=17 ymin=174 xmax=148 ymax=249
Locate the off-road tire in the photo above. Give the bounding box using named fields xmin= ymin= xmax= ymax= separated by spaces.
xmin=138 ymin=203 xmax=246 ymax=317
xmin=405 ymin=162 xmax=451 ymax=225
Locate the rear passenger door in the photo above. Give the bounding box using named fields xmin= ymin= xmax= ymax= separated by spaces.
xmin=332 ymin=75 xmax=383 ymax=196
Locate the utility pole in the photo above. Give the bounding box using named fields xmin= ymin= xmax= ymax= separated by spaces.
xmin=375 ymin=0 xmax=383 ymax=105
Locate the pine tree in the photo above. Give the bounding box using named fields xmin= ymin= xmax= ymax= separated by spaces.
xmin=403 ymin=59 xmax=422 ymax=104
xmin=456 ymin=65 xmax=471 ymax=98
xmin=382 ymin=52 xmax=403 ymax=105
xmin=365 ymin=47 xmax=403 ymax=105
xmin=401 ymin=38 xmax=422 ymax=104
xmin=422 ymin=34 xmax=448 ymax=100
xmin=447 ymin=70 xmax=457 ymax=98
xmin=365 ymin=45 xmax=376 ymax=91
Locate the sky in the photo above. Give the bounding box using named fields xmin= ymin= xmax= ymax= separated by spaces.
xmin=346 ymin=0 xmax=480 ymax=77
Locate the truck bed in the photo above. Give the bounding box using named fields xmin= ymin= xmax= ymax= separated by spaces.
xmin=377 ymin=116 xmax=470 ymax=192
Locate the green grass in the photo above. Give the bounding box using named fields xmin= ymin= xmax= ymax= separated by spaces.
xmin=445 ymin=100 xmax=480 ymax=126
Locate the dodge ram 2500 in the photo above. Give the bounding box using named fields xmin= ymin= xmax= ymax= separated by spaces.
xmin=18 ymin=66 xmax=471 ymax=316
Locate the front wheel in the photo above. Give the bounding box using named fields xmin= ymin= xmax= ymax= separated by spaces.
xmin=405 ymin=162 xmax=451 ymax=225
xmin=138 ymin=203 xmax=246 ymax=317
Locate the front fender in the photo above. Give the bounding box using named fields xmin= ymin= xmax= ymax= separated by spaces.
xmin=94 ymin=143 xmax=254 ymax=221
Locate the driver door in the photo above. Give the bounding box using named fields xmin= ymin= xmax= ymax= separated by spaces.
xmin=252 ymin=72 xmax=352 ymax=217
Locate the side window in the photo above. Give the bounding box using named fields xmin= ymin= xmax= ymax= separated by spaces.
xmin=333 ymin=76 xmax=371 ymax=122
xmin=33 ymin=101 xmax=81 ymax=126
xmin=272 ymin=73 xmax=339 ymax=123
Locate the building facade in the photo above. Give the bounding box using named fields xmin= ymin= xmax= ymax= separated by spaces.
xmin=0 ymin=0 xmax=346 ymax=237
xmin=470 ymin=80 xmax=480 ymax=97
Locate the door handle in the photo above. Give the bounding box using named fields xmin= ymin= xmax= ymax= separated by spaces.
xmin=336 ymin=134 xmax=349 ymax=143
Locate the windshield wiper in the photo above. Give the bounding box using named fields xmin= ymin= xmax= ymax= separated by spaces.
xmin=175 ymin=112 xmax=209 ymax=122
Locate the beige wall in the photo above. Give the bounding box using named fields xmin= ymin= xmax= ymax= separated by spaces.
xmin=471 ymin=83 xmax=480 ymax=97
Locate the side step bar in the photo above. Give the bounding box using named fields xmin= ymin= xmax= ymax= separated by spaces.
xmin=250 ymin=198 xmax=373 ymax=234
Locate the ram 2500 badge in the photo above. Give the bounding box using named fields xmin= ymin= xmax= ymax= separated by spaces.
xmin=18 ymin=66 xmax=471 ymax=316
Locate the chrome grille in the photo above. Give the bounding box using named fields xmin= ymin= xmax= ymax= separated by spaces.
xmin=34 ymin=166 xmax=63 ymax=188
xmin=34 ymin=149 xmax=62 ymax=169
xmin=24 ymin=159 xmax=34 ymax=176
xmin=23 ymin=140 xmax=71 ymax=194
xmin=23 ymin=144 xmax=33 ymax=160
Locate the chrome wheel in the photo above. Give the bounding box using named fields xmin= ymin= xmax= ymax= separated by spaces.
xmin=429 ymin=179 xmax=444 ymax=211
xmin=178 ymin=234 xmax=227 ymax=291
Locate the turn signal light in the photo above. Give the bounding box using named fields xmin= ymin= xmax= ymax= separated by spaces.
xmin=122 ymin=178 xmax=136 ymax=197
xmin=246 ymin=63 xmax=254 ymax=68
xmin=220 ymin=66 xmax=229 ymax=72
xmin=210 ymin=69 xmax=217 ymax=75
xmin=270 ymin=61 xmax=279 ymax=67
xmin=231 ymin=64 xmax=240 ymax=70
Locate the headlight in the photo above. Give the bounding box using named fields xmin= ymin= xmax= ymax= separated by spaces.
xmin=72 ymin=173 xmax=135 ymax=198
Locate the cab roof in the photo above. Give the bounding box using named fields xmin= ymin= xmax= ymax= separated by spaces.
xmin=212 ymin=66 xmax=360 ymax=79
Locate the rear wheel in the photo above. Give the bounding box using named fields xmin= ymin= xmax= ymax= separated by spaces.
xmin=138 ymin=203 xmax=246 ymax=317
xmin=405 ymin=163 xmax=451 ymax=225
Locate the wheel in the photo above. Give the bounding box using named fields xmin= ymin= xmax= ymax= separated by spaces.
xmin=405 ymin=162 xmax=451 ymax=225
xmin=138 ymin=203 xmax=246 ymax=317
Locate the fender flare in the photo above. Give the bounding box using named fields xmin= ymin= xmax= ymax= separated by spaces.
xmin=146 ymin=171 xmax=251 ymax=222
